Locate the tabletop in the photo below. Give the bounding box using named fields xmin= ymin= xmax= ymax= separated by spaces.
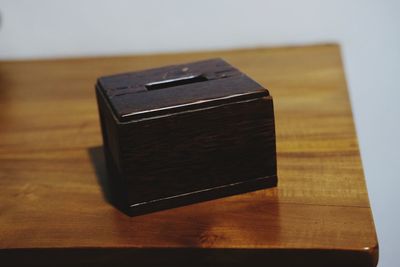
xmin=0 ymin=44 xmax=378 ymax=267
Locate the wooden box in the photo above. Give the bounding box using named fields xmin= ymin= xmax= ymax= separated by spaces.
xmin=95 ymin=58 xmax=277 ymax=215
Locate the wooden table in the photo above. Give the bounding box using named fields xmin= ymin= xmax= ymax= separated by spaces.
xmin=0 ymin=44 xmax=378 ymax=267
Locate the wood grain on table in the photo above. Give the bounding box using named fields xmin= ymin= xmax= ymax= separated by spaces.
xmin=0 ymin=44 xmax=378 ymax=267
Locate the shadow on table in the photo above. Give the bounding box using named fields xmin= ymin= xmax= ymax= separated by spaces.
xmin=87 ymin=146 xmax=130 ymax=216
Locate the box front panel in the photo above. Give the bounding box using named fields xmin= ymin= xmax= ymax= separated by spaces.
xmin=119 ymin=97 xmax=276 ymax=205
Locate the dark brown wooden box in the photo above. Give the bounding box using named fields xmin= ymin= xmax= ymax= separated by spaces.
xmin=95 ymin=58 xmax=277 ymax=215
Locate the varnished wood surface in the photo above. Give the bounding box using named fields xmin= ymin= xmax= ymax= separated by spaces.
xmin=0 ymin=44 xmax=378 ymax=266
xmin=97 ymin=58 xmax=268 ymax=120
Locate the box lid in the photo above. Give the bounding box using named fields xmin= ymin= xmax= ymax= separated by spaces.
xmin=97 ymin=58 xmax=269 ymax=121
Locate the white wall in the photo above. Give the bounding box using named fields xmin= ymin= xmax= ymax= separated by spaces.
xmin=1 ymin=1 xmax=400 ymax=266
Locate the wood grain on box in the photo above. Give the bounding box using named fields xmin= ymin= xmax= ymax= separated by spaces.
xmin=0 ymin=44 xmax=378 ymax=267
xmin=96 ymin=58 xmax=277 ymax=215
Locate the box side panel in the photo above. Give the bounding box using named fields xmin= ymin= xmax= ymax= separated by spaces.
xmin=95 ymin=87 xmax=128 ymax=207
